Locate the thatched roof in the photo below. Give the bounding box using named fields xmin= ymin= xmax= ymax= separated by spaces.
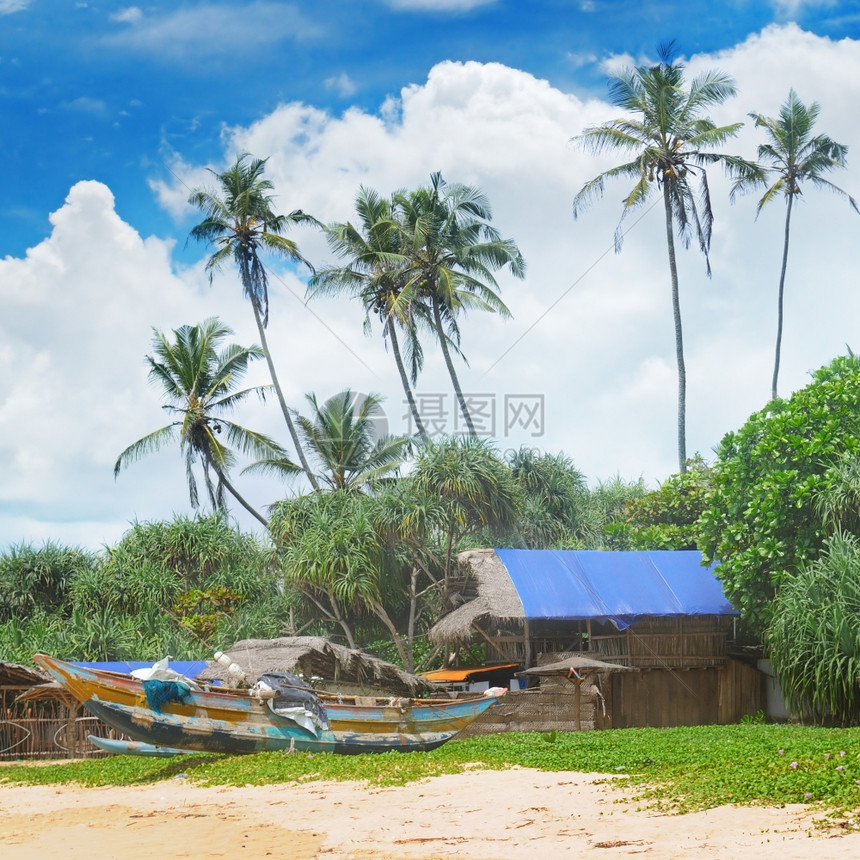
xmin=197 ymin=637 xmax=436 ymax=697
xmin=0 ymin=660 xmax=50 ymax=688
xmin=430 ymin=549 xmax=525 ymax=645
xmin=517 ymin=654 xmax=635 ymax=676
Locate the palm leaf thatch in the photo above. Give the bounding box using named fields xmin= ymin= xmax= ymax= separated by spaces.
xmin=197 ymin=636 xmax=436 ymax=697
xmin=429 ymin=549 xmax=525 ymax=645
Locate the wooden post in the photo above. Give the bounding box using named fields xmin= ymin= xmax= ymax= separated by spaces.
xmin=523 ymin=619 xmax=532 ymax=668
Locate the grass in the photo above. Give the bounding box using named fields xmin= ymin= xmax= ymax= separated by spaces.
xmin=3 ymin=723 xmax=860 ymax=822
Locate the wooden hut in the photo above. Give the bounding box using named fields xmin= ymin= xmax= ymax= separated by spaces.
xmin=0 ymin=660 xmax=109 ymax=760
xmin=433 ymin=549 xmax=764 ymax=732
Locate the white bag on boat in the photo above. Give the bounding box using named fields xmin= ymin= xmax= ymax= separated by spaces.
xmin=130 ymin=657 xmax=199 ymax=688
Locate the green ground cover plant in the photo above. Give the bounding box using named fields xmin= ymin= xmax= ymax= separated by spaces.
xmin=3 ymin=724 xmax=860 ymax=821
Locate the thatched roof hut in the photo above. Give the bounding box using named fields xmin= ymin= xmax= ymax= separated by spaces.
xmin=197 ymin=637 xmax=436 ymax=697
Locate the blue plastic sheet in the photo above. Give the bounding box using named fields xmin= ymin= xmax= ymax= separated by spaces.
xmin=494 ymin=549 xmax=735 ymax=630
xmin=73 ymin=660 xmax=209 ymax=678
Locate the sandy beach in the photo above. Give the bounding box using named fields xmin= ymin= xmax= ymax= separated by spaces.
xmin=2 ymin=767 xmax=860 ymax=859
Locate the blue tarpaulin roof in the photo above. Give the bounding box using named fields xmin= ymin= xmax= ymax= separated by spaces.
xmin=494 ymin=549 xmax=735 ymax=629
xmin=73 ymin=660 xmax=209 ymax=678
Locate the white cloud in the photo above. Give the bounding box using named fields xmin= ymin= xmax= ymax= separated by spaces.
xmin=7 ymin=24 xmax=860 ymax=550
xmin=770 ymin=0 xmax=836 ymax=18
xmin=324 ymin=72 xmax=357 ymax=98
xmin=62 ymin=96 xmax=107 ymax=114
xmin=566 ymin=50 xmax=598 ymax=69
xmin=0 ymin=181 xmax=271 ymax=548
xmin=110 ymin=6 xmax=143 ymax=24
xmin=0 ymin=0 xmax=30 ymax=14
xmin=102 ymin=2 xmax=322 ymax=60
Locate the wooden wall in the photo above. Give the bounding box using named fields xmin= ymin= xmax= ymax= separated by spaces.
xmin=606 ymin=659 xmax=764 ymax=729
xmin=459 ymin=675 xmax=603 ymax=737
xmin=458 ymin=659 xmax=764 ymax=737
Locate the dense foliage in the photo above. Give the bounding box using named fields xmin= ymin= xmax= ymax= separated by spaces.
xmin=699 ymin=354 xmax=860 ymax=633
xmin=768 ymin=532 xmax=860 ymax=725
xmin=0 ymin=514 xmax=290 ymax=663
xmin=607 ymin=455 xmax=713 ymax=550
xmin=0 ymin=541 xmax=98 ymax=621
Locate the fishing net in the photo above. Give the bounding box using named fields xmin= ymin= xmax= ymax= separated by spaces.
xmin=143 ymin=680 xmax=192 ymax=713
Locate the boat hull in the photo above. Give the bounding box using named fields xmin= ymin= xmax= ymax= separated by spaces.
xmin=87 ymin=735 xmax=186 ymax=758
xmin=34 ymin=654 xmax=499 ymax=755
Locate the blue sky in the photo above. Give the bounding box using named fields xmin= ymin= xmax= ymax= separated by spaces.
xmin=3 ymin=1 xmax=860 ymax=550
xmin=4 ymin=1 xmax=854 ymax=257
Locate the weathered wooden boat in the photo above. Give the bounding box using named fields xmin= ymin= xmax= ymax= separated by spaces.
xmin=34 ymin=655 xmax=501 ymax=755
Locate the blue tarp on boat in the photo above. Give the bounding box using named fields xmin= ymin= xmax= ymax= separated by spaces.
xmin=72 ymin=660 xmax=209 ymax=678
xmin=494 ymin=549 xmax=735 ymax=630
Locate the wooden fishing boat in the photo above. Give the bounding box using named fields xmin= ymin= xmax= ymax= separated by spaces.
xmin=34 ymin=655 xmax=501 ymax=755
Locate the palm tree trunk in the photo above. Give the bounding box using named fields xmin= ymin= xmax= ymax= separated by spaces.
xmin=432 ymin=297 xmax=477 ymax=437
xmin=387 ymin=317 xmax=430 ymax=444
xmin=772 ymin=194 xmax=794 ymax=401
xmin=663 ymin=182 xmax=687 ymax=474
xmin=303 ymin=589 xmax=356 ymax=648
xmin=210 ymin=460 xmax=269 ymax=528
xmin=371 ymin=601 xmax=412 ymax=672
xmin=251 ymin=302 xmax=320 ymax=490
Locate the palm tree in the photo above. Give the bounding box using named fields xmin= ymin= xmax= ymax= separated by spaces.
xmin=572 ymin=42 xmax=757 ymax=472
xmin=247 ymin=389 xmax=408 ymax=491
xmin=188 ymin=152 xmax=321 ymax=489
xmin=411 ymin=436 xmax=519 ymax=583
xmin=308 ymin=187 xmax=431 ymax=444
xmin=114 ymin=318 xmax=282 ymax=527
xmin=394 ymin=172 xmax=526 ymax=436
xmin=731 ymin=90 xmax=858 ymax=400
xmin=268 ymin=490 xmax=384 ymax=649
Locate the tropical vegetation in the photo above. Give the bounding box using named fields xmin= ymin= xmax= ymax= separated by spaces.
xmin=4 ymin=42 xmax=860 ymax=732
xmin=698 ymin=353 xmax=860 ymax=634
xmin=114 ymin=318 xmax=280 ymax=527
xmin=0 ymin=514 xmax=289 ymax=663
xmin=572 ymin=41 xmax=759 ymax=472
xmin=188 ymin=153 xmax=321 ymax=489
xmin=731 ymin=89 xmax=858 ymax=400
xmin=309 ymin=186 xmax=432 ymax=443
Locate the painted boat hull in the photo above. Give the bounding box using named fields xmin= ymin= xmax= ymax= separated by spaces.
xmin=34 ymin=654 xmax=499 ymax=755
